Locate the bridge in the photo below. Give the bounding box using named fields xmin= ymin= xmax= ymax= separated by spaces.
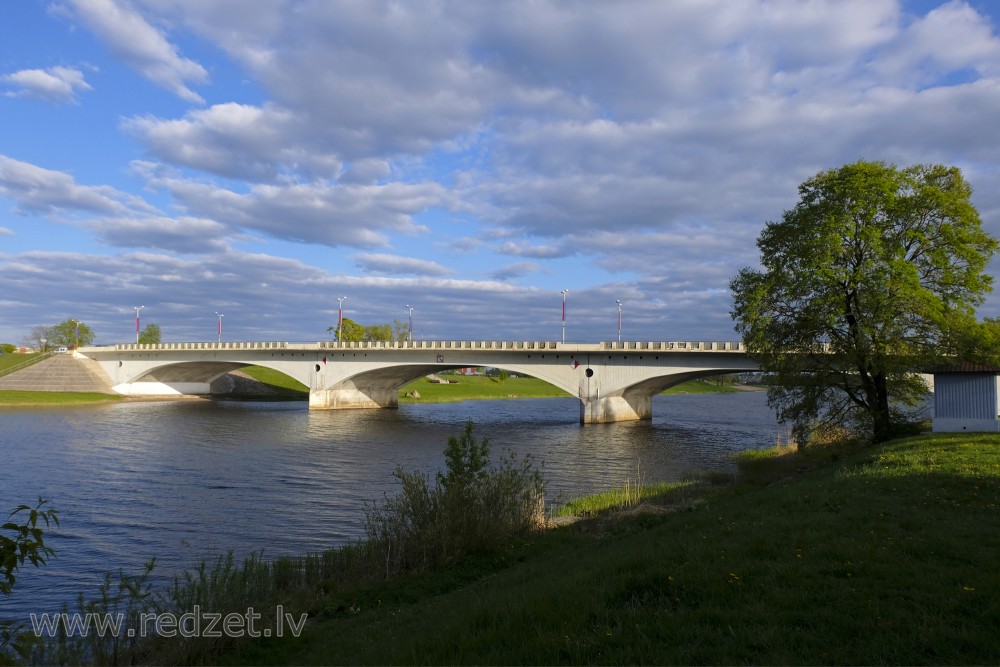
xmin=77 ymin=340 xmax=759 ymax=424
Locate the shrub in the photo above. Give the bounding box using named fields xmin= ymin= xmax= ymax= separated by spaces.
xmin=364 ymin=420 xmax=545 ymax=577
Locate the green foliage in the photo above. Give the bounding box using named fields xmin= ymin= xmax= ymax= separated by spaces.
xmin=327 ymin=317 xmax=366 ymax=342
xmin=137 ymin=323 xmax=161 ymax=344
xmin=327 ymin=318 xmax=404 ymax=342
xmin=731 ymin=161 xmax=998 ymax=443
xmin=364 ymin=421 xmax=545 ymax=577
xmin=1 ymin=499 xmax=59 ymax=596
xmin=46 ymin=320 xmax=96 ymax=347
xmin=1 ymin=500 xmax=59 ymax=662
xmin=0 ymin=344 xmax=14 ymax=355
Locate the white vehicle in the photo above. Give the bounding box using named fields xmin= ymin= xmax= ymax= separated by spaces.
xmin=56 ymin=346 xmax=68 ymax=353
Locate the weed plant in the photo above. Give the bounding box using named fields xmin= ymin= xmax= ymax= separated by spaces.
xmin=364 ymin=420 xmax=545 ymax=577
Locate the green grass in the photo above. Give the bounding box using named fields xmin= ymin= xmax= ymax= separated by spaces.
xmin=551 ymin=480 xmax=700 ymax=517
xmin=399 ymin=375 xmax=571 ymax=402
xmin=218 ymin=432 xmax=1000 ymax=665
xmin=238 ymin=366 xmax=309 ymax=394
xmin=0 ymin=352 xmax=42 ymax=374
xmin=661 ymin=379 xmax=744 ymax=394
xmin=0 ymin=390 xmax=123 ymax=406
xmin=398 ymin=375 xmax=746 ymax=403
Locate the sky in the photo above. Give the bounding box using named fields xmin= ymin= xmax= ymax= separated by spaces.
xmin=2 ymin=0 xmax=1000 ymax=346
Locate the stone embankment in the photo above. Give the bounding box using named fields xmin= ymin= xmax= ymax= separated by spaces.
xmin=0 ymin=353 xmax=116 ymax=393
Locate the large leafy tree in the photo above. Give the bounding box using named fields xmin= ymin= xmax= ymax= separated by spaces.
xmin=731 ymin=161 xmax=998 ymax=444
xmin=45 ymin=320 xmax=96 ymax=348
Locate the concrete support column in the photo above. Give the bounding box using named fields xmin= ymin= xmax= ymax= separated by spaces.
xmin=309 ymin=385 xmax=399 ymax=410
xmin=579 ymin=393 xmax=652 ymax=424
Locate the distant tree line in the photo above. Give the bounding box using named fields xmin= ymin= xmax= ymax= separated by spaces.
xmin=12 ymin=319 xmax=162 ymax=351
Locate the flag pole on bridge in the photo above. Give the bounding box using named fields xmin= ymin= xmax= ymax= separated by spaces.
xmin=561 ymin=289 xmax=569 ymax=344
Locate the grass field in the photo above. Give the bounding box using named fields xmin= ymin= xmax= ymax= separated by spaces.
xmin=0 ymin=352 xmax=41 ymax=374
xmin=220 ymin=431 xmax=1000 ymax=665
xmin=0 ymin=390 xmax=122 ymax=406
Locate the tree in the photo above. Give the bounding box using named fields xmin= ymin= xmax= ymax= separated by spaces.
xmin=363 ymin=323 xmax=392 ymax=341
xmin=731 ymin=161 xmax=998 ymax=444
xmin=327 ymin=317 xmax=366 ymax=342
xmin=21 ymin=326 xmax=50 ymax=352
xmin=393 ymin=319 xmax=411 ymax=342
xmin=137 ymin=323 xmax=162 ymax=344
xmin=327 ymin=318 xmax=399 ymax=342
xmin=0 ymin=344 xmax=14 ymax=355
xmin=46 ymin=320 xmax=95 ymax=348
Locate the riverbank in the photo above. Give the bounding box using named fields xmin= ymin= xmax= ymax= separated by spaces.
xmin=212 ymin=431 xmax=1000 ymax=665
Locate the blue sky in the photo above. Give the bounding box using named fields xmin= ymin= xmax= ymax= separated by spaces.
xmin=2 ymin=0 xmax=1000 ymax=345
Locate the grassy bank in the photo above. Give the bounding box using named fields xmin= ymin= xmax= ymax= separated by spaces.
xmin=0 ymin=353 xmax=41 ymax=373
xmin=398 ymin=376 xmax=745 ymax=403
xmin=221 ymin=432 xmax=1000 ymax=665
xmin=0 ymin=390 xmax=122 ymax=406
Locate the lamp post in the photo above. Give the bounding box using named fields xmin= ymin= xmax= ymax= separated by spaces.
xmin=617 ymin=300 xmax=622 ymax=344
xmin=40 ymin=337 xmax=47 ymax=353
xmin=560 ymin=289 xmax=569 ymax=344
xmin=215 ymin=312 xmax=224 ymax=344
xmin=337 ymin=296 xmax=348 ymax=342
xmin=71 ymin=319 xmax=80 ymax=348
xmin=405 ymin=305 xmax=413 ymax=342
xmin=133 ymin=306 xmax=144 ymax=344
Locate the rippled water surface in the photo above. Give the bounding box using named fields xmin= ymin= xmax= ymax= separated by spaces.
xmin=1 ymin=393 xmax=777 ymax=618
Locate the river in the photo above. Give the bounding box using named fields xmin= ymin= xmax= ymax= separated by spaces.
xmin=0 ymin=392 xmax=778 ymax=621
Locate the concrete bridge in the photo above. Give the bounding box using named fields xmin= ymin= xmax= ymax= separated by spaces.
xmin=77 ymin=340 xmax=759 ymax=424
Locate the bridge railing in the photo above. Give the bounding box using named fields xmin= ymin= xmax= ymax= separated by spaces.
xmin=318 ymin=340 xmax=562 ymax=350
xmin=103 ymin=340 xmax=754 ymax=353
xmin=113 ymin=341 xmax=290 ymax=351
xmin=599 ymin=341 xmax=746 ymax=352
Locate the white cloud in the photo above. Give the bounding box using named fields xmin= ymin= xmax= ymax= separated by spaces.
xmin=0 ymin=155 xmax=157 ymax=217
xmin=1 ymin=66 xmax=92 ymax=104
xmin=353 ymin=253 xmax=454 ymax=277
xmin=66 ymin=0 xmax=208 ymax=103
xmin=137 ymin=164 xmax=444 ymax=248
xmin=0 ymin=227 xmax=13 ymax=236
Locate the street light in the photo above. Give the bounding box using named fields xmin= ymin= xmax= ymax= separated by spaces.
xmin=215 ymin=312 xmax=224 ymax=344
xmin=133 ymin=306 xmax=144 ymax=344
xmin=560 ymin=289 xmax=569 ymax=344
xmin=405 ymin=305 xmax=413 ymax=342
xmin=40 ymin=337 xmax=47 ymax=353
xmin=617 ymin=300 xmax=622 ymax=344
xmin=337 ymin=296 xmax=348 ymax=342
xmin=71 ymin=319 xmax=80 ymax=348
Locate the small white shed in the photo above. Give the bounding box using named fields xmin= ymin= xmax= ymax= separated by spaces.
xmin=932 ymin=364 xmax=1000 ymax=433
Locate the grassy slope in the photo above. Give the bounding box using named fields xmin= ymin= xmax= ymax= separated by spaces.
xmin=229 ymin=433 xmax=1000 ymax=665
xmin=0 ymin=352 xmax=41 ymax=373
xmin=0 ymin=390 xmax=122 ymax=406
xmin=399 ymin=376 xmax=741 ymax=402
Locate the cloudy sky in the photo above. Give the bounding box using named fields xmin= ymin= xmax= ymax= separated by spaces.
xmin=2 ymin=0 xmax=1000 ymax=345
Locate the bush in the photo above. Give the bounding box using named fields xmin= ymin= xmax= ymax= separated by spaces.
xmin=364 ymin=420 xmax=545 ymax=577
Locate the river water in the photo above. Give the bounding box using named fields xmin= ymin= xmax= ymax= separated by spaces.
xmin=1 ymin=392 xmax=778 ymax=621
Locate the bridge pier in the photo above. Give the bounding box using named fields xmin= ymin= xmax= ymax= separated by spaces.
xmin=309 ymin=385 xmax=399 ymax=410
xmin=579 ymin=394 xmax=652 ymax=424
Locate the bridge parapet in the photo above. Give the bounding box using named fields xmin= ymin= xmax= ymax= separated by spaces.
xmin=90 ymin=340 xmax=752 ymax=355
xmin=600 ymin=341 xmax=746 ymax=352
xmin=113 ymin=341 xmax=291 ymax=351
